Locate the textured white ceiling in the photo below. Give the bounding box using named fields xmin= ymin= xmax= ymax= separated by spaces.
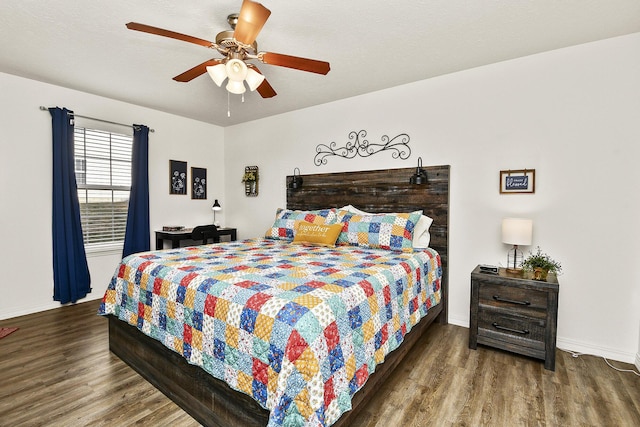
xmin=2 ymin=1 xmax=639 ymax=126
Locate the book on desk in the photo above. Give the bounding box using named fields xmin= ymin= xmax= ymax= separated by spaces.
xmin=162 ymin=225 xmax=185 ymax=232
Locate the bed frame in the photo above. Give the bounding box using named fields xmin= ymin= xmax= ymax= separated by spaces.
xmin=108 ymin=165 xmax=450 ymax=427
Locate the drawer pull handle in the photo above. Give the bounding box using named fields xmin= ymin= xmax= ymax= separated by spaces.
xmin=492 ymin=322 xmax=529 ymax=335
xmin=493 ymin=295 xmax=530 ymax=306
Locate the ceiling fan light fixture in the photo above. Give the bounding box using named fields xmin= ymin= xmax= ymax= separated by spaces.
xmin=226 ymin=79 xmax=246 ymax=94
xmin=245 ymin=68 xmax=265 ymax=91
xmin=225 ymin=58 xmax=248 ymax=82
xmin=206 ymin=64 xmax=227 ymax=87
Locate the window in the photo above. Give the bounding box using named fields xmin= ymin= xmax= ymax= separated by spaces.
xmin=74 ymin=127 xmax=132 ymax=248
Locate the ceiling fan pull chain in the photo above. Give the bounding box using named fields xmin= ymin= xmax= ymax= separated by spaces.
xmin=242 ymin=93 xmax=245 ymax=103
xmin=227 ymin=92 xmax=231 ymax=117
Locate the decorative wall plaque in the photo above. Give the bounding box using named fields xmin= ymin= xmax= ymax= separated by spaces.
xmin=169 ymin=160 xmax=187 ymax=195
xmin=191 ymin=167 xmax=207 ymax=200
xmin=242 ymin=165 xmax=259 ymax=196
xmin=500 ymin=169 xmax=535 ymax=194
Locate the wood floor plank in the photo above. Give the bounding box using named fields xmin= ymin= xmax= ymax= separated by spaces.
xmin=1 ymin=300 xmax=638 ymax=426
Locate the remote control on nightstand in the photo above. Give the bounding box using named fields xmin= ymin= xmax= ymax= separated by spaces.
xmin=479 ymin=264 xmax=498 ymax=274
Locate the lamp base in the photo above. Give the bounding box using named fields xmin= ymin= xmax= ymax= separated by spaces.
xmin=506 ymin=246 xmax=523 ymax=272
xmin=505 ymin=267 xmax=524 ymax=277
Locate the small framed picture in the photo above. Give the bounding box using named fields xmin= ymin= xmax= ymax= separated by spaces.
xmin=500 ymin=169 xmax=535 ymax=194
xmin=170 ymin=160 xmax=187 ymax=195
xmin=191 ymin=167 xmax=207 ymax=200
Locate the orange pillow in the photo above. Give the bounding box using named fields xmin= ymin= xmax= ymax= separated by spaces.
xmin=292 ymin=221 xmax=343 ymax=247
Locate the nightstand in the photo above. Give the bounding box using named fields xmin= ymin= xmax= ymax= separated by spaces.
xmin=469 ymin=265 xmax=559 ymax=370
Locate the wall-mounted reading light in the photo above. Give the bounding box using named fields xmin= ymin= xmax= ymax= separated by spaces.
xmin=409 ymin=157 xmax=427 ymax=184
xmin=289 ymin=167 xmax=303 ymax=189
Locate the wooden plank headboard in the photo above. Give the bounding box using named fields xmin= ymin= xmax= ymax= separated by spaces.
xmin=286 ymin=165 xmax=450 ymax=323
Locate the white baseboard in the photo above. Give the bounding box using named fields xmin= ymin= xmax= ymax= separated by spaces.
xmin=636 ymin=352 xmax=640 ymax=372
xmin=0 ymin=301 xmax=60 ymax=321
xmin=556 ymin=336 xmax=636 ymax=365
xmin=0 ymin=294 xmax=103 ymax=321
xmin=447 ymin=315 xmax=468 ymax=328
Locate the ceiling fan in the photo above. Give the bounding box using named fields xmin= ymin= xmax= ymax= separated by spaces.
xmin=126 ymin=0 xmax=330 ymax=99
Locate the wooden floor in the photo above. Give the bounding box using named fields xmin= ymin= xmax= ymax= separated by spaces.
xmin=1 ymin=300 xmax=638 ymax=427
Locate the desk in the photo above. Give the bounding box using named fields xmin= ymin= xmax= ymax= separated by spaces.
xmin=155 ymin=227 xmax=237 ymax=250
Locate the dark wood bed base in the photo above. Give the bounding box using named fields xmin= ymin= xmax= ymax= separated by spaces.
xmin=108 ymin=165 xmax=450 ymax=427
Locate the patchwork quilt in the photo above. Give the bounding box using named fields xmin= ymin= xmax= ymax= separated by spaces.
xmin=99 ymin=238 xmax=441 ymax=427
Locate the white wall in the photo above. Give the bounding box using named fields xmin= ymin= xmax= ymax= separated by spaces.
xmin=637 ymin=322 xmax=640 ymax=371
xmin=637 ymin=324 xmax=640 ymax=371
xmin=1 ymin=34 xmax=638 ymax=364
xmin=224 ymin=33 xmax=640 ymax=363
xmin=0 ymin=73 xmax=223 ymax=319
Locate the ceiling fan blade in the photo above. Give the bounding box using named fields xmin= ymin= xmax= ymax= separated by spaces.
xmin=247 ymin=65 xmax=276 ymax=98
xmin=233 ymin=0 xmax=271 ymax=46
xmin=173 ymin=59 xmax=223 ymax=82
xmin=261 ymin=52 xmax=330 ymax=75
xmin=126 ymin=22 xmax=213 ymax=48
xmin=256 ymin=79 xmax=277 ymax=98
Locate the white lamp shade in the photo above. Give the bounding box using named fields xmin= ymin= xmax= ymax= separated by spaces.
xmin=225 ymin=59 xmax=248 ymax=82
xmin=226 ymin=80 xmax=246 ymax=94
xmin=501 ymin=218 xmax=533 ymax=245
xmin=206 ymin=64 xmax=227 ymax=87
xmin=245 ymin=68 xmax=265 ymax=91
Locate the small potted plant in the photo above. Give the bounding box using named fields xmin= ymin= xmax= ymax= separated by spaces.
xmin=241 ymin=171 xmax=257 ymax=183
xmin=521 ymin=246 xmax=562 ymax=281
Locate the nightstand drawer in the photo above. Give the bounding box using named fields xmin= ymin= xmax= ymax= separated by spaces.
xmin=478 ymin=282 xmax=548 ymax=318
xmin=477 ymin=308 xmax=546 ymax=349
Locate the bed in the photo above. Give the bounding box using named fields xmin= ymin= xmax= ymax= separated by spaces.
xmin=101 ymin=165 xmax=450 ymax=426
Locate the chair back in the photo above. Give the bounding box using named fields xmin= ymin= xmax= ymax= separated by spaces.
xmin=191 ymin=225 xmax=220 ymax=244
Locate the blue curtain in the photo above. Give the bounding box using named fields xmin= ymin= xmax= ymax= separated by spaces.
xmin=122 ymin=125 xmax=150 ymax=257
xmin=49 ymin=107 xmax=91 ymax=303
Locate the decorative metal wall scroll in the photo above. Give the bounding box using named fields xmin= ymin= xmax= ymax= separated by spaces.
xmin=314 ymin=130 xmax=411 ymax=166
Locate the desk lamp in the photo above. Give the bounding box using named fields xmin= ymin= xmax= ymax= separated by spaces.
xmin=501 ymin=218 xmax=532 ymax=273
xmin=212 ymin=199 xmax=222 ymax=227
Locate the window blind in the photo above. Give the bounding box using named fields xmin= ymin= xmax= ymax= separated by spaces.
xmin=74 ymin=127 xmax=132 ymax=247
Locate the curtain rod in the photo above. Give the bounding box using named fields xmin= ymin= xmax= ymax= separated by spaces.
xmin=39 ymin=106 xmax=155 ymax=133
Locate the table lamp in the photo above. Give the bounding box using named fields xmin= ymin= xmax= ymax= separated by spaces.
xmin=212 ymin=199 xmax=222 ymax=227
xmin=501 ymin=218 xmax=533 ymax=273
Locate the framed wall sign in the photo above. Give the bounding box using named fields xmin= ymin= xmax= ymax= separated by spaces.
xmin=500 ymin=169 xmax=535 ymax=194
xmin=191 ymin=167 xmax=207 ymax=200
xmin=170 ymin=160 xmax=187 ymax=195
